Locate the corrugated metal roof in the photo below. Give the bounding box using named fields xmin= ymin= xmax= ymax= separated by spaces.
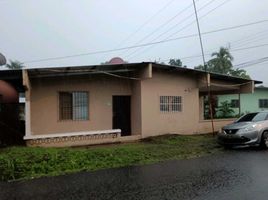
xmin=0 ymin=62 xmax=263 ymax=84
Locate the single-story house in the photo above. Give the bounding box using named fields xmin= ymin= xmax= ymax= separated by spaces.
xmin=0 ymin=62 xmax=262 ymax=147
xmin=217 ymin=86 xmax=268 ymax=115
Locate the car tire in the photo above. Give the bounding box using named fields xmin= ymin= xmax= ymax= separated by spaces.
xmin=260 ymin=131 xmax=268 ymax=149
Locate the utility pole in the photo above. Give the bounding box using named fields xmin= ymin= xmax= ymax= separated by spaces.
xmin=192 ymin=0 xmax=215 ymax=135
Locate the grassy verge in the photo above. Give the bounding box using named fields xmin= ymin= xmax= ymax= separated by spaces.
xmin=0 ymin=134 xmax=222 ymax=181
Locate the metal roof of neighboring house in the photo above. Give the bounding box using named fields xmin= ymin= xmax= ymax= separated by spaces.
xmin=0 ymin=69 xmax=22 ymax=80
xmin=255 ymin=86 xmax=268 ymax=90
xmin=0 ymin=62 xmax=263 ymax=84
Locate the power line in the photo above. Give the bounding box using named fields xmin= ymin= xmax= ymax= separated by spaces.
xmin=160 ymin=43 xmax=268 ymax=63
xmin=114 ymin=0 xmax=176 ymax=48
xmin=154 ymin=0 xmax=220 ymax=43
xmin=235 ymin=56 xmax=268 ymax=68
xmin=126 ymin=0 xmax=232 ymax=60
xmin=227 ymin=29 xmax=268 ymax=50
xmin=22 ymin=19 xmax=268 ymax=64
xmin=119 ymin=1 xmax=196 ymax=56
xmin=240 ymin=60 xmax=268 ymax=68
xmin=166 ymin=0 xmax=232 ymax=41
xmin=158 ymin=26 xmax=268 ymax=63
xmin=124 ymin=0 xmax=220 ymax=59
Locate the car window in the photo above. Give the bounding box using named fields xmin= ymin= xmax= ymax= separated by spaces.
xmin=237 ymin=112 xmax=268 ymax=122
xmin=252 ymin=112 xmax=268 ymax=122
xmin=237 ymin=113 xmax=257 ymax=122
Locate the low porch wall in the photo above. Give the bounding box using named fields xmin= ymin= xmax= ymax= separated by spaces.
xmin=25 ymin=130 xmax=142 ymax=147
xmin=198 ymin=118 xmax=236 ymax=134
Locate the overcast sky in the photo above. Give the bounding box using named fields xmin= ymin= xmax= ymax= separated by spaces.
xmin=1 ymin=0 xmax=268 ymax=84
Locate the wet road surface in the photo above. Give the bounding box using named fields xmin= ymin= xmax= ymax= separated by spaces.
xmin=1 ymin=149 xmax=268 ymax=200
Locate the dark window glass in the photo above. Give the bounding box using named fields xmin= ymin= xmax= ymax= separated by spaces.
xmin=231 ymin=99 xmax=239 ymax=108
xmin=59 ymin=92 xmax=73 ymax=120
xmin=59 ymin=92 xmax=89 ymax=121
xmin=259 ymin=99 xmax=268 ymax=108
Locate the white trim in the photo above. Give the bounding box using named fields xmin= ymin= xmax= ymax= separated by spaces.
xmin=23 ymin=129 xmax=121 ymax=140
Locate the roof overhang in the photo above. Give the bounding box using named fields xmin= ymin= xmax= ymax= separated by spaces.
xmin=0 ymin=62 xmax=262 ymax=95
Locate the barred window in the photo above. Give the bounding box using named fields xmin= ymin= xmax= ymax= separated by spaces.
xmin=259 ymin=99 xmax=268 ymax=108
xmin=160 ymin=96 xmax=182 ymax=112
xmin=231 ymin=99 xmax=239 ymax=108
xmin=59 ymin=92 xmax=89 ymax=120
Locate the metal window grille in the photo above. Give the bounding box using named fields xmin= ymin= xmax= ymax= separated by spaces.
xmin=160 ymin=96 xmax=182 ymax=112
xmin=259 ymin=99 xmax=268 ymax=108
xmin=59 ymin=92 xmax=89 ymax=120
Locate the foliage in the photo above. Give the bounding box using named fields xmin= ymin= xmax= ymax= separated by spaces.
xmin=0 ymin=135 xmax=222 ymax=181
xmin=203 ymin=95 xmax=218 ymax=120
xmin=194 ymin=47 xmax=250 ymax=79
xmin=154 ymin=58 xmax=187 ymax=67
xmin=217 ymin=100 xmax=235 ymax=118
xmin=207 ymin=47 xmax=234 ymax=74
xmin=168 ymin=58 xmax=187 ymax=67
xmin=229 ymin=68 xmax=250 ymax=79
xmin=6 ymin=60 xmax=24 ymax=69
xmin=153 ymin=58 xmax=166 ymax=65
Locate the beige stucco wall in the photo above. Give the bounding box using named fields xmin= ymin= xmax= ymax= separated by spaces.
xmin=131 ymin=81 xmax=142 ymax=135
xmin=30 ymin=75 xmax=140 ymax=135
xmin=198 ymin=119 xmax=236 ymax=134
xmin=140 ymin=70 xmax=200 ymax=137
xmin=139 ymin=69 xmax=235 ymax=137
xmin=28 ymin=68 xmax=238 ymax=139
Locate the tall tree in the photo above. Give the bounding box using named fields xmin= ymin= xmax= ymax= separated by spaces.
xmin=6 ymin=60 xmax=24 ymax=69
xmin=194 ymin=47 xmax=250 ymax=79
xmin=208 ymin=47 xmax=233 ymax=74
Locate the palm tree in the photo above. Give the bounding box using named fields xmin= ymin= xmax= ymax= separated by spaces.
xmin=194 ymin=47 xmax=251 ymax=79
xmin=6 ymin=60 xmax=24 ymax=69
xmin=207 ymin=47 xmax=233 ymax=75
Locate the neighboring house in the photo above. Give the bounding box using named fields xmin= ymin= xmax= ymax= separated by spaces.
xmin=0 ymin=79 xmax=24 ymax=144
xmin=217 ymin=87 xmax=268 ymax=115
xmin=0 ymin=62 xmax=261 ymax=147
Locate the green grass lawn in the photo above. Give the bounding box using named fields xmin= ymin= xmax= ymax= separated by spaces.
xmin=0 ymin=134 xmax=223 ymax=181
